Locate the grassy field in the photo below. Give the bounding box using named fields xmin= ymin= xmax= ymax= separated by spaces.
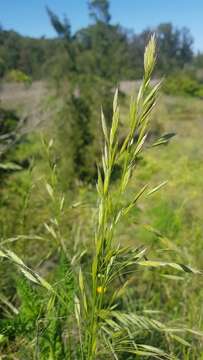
xmin=123 ymin=94 xmax=203 ymax=356
xmin=0 ymin=76 xmax=203 ymax=358
xmin=77 ymin=93 xmax=203 ymax=356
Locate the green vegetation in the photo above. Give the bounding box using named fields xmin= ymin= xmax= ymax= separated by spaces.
xmin=164 ymin=71 xmax=203 ymax=97
xmin=1 ymin=33 xmax=203 ymax=359
xmin=0 ymin=1 xmax=203 ymax=358
xmin=0 ymin=1 xmax=196 ymax=82
xmin=6 ymin=69 xmax=32 ymax=85
xmin=0 ymin=107 xmax=20 ymax=136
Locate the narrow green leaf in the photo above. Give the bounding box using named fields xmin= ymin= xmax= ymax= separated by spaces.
xmin=170 ymin=334 xmax=191 ymax=347
xmin=46 ymin=183 xmax=54 ymax=199
xmin=113 ymin=88 xmax=119 ymax=113
xmin=0 ymin=162 xmax=22 ymax=171
xmin=79 ymin=268 xmax=84 ymax=293
xmin=101 ymin=107 xmax=108 ymax=143
xmin=138 ymin=260 xmax=201 ymax=274
xmin=147 ymin=181 xmax=168 ymax=196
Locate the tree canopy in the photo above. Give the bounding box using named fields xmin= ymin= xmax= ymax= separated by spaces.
xmin=0 ymin=0 xmax=198 ymax=81
xmin=88 ymin=0 xmax=111 ymax=24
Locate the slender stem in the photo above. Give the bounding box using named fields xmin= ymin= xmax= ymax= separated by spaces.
xmin=87 ymin=186 xmax=111 ymax=359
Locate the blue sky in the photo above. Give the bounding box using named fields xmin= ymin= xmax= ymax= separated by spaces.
xmin=0 ymin=0 xmax=203 ymax=51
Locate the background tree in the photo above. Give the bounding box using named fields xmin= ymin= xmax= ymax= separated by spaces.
xmin=157 ymin=23 xmax=193 ymax=73
xmin=88 ymin=0 xmax=111 ymax=24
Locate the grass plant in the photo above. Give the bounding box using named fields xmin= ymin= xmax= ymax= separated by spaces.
xmin=0 ymin=35 xmax=202 ymax=360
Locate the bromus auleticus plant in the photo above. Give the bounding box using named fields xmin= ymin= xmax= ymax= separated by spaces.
xmin=76 ymin=35 xmax=202 ymax=360
xmin=0 ymin=35 xmax=202 ymax=360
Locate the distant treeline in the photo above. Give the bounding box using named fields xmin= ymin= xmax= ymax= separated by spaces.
xmin=1 ymin=0 xmax=202 ymax=82
xmin=1 ymin=0 xmax=203 ymax=186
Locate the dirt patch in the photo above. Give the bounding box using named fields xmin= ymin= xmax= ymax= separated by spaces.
xmin=119 ymin=79 xmax=159 ymax=95
xmin=0 ymin=81 xmax=51 ymax=134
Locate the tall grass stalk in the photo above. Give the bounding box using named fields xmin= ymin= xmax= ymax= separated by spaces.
xmin=79 ymin=35 xmax=201 ymax=360
xmin=84 ymin=34 xmax=162 ymax=359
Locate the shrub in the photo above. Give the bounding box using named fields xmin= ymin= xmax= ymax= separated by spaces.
xmin=0 ymin=57 xmax=5 ymax=77
xmin=0 ymin=107 xmax=20 ymax=136
xmin=6 ymin=69 xmax=32 ymax=86
xmin=53 ymin=75 xmax=114 ymax=187
xmin=163 ymin=71 xmax=203 ymax=97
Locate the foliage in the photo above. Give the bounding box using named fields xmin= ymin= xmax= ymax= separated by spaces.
xmin=156 ymin=24 xmax=193 ymax=72
xmin=163 ymin=71 xmax=203 ymax=97
xmin=0 ymin=2 xmax=197 ymax=82
xmin=88 ymin=0 xmax=111 ymax=24
xmin=1 ymin=36 xmax=202 ymax=360
xmin=51 ymin=74 xmax=116 ymax=187
xmin=46 ymin=7 xmax=71 ymax=39
xmin=6 ymin=69 xmax=32 ymax=85
xmin=46 ymin=5 xmax=117 ymax=185
xmin=128 ymin=23 xmax=194 ymax=78
xmin=0 ymin=107 xmax=20 ymax=136
xmin=0 ymin=106 xmax=21 ymax=171
xmin=0 ymin=257 xmax=75 ymax=359
xmin=0 ymin=1 xmax=203 ymax=358
xmin=0 ymin=28 xmax=61 ymax=79
xmin=75 ymin=23 xmax=129 ymax=81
